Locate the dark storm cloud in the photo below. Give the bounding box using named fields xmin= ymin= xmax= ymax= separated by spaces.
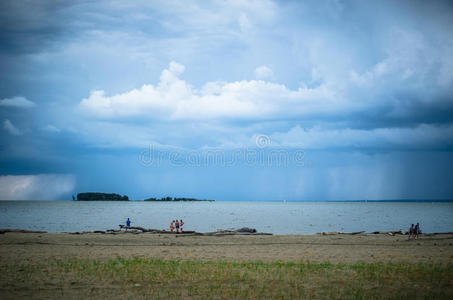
xmin=0 ymin=0 xmax=70 ymax=54
xmin=0 ymin=0 xmax=181 ymax=55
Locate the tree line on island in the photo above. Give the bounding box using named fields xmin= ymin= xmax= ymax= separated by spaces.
xmin=143 ymin=196 xmax=214 ymax=202
xmin=74 ymin=193 xmax=214 ymax=202
xmin=75 ymin=193 xmax=129 ymax=201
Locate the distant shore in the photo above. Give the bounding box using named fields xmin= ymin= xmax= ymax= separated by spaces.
xmin=73 ymin=193 xmax=214 ymax=202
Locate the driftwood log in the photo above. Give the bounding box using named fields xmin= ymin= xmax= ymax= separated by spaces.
xmin=340 ymin=231 xmax=366 ymax=235
xmin=200 ymin=227 xmax=272 ymax=236
xmin=370 ymin=230 xmax=407 ymax=235
xmin=321 ymin=231 xmax=365 ymax=235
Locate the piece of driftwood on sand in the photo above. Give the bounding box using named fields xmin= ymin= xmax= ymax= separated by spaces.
xmin=201 ymin=227 xmax=273 ymax=236
xmin=321 ymin=231 xmax=365 ymax=235
xmin=370 ymin=230 xmax=407 ymax=236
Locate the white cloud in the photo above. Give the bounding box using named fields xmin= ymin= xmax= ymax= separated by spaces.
xmin=0 ymin=96 xmax=35 ymax=108
xmin=3 ymin=119 xmax=22 ymax=136
xmin=254 ymin=65 xmax=273 ymax=80
xmin=79 ymin=62 xmax=342 ymax=121
xmin=0 ymin=174 xmax=75 ymax=200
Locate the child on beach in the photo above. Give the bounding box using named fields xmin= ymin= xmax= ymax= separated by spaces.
xmin=170 ymin=220 xmax=175 ymax=232
xmin=409 ymin=224 xmax=414 ymax=240
xmin=175 ymin=219 xmax=180 ymax=233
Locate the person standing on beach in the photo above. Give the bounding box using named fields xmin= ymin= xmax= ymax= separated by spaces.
xmin=175 ymin=219 xmax=180 ymax=233
xmin=409 ymin=224 xmax=414 ymax=240
xmin=170 ymin=220 xmax=175 ymax=232
xmin=179 ymin=219 xmax=184 ymax=232
xmin=415 ymin=222 xmax=420 ymax=239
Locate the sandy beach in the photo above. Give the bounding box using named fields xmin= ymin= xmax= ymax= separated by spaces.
xmin=1 ymin=231 xmax=453 ymax=264
xmin=1 ymin=232 xmax=452 ymax=299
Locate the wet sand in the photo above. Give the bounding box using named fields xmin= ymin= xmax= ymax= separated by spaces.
xmin=1 ymin=232 xmax=452 ymax=265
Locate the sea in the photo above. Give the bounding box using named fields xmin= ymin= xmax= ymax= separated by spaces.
xmin=0 ymin=201 xmax=452 ymax=234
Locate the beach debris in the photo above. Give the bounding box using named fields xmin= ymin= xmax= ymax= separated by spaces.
xmin=202 ymin=228 xmax=272 ymax=236
xmin=320 ymin=231 xmax=366 ymax=235
xmin=236 ymin=227 xmax=257 ymax=233
xmin=321 ymin=231 xmax=339 ymax=235
xmin=371 ymin=230 xmax=407 ymax=235
xmin=340 ymin=231 xmax=366 ymax=235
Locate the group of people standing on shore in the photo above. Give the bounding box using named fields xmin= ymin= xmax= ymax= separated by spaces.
xmin=123 ymin=218 xmax=184 ymax=233
xmin=409 ymin=222 xmax=421 ymax=240
xmin=170 ymin=219 xmax=184 ymax=233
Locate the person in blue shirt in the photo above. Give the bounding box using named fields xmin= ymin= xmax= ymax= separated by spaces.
xmin=126 ymin=218 xmax=131 ymax=227
xmin=414 ymin=222 xmax=421 ymax=239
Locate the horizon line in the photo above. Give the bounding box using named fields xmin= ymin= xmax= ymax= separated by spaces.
xmin=1 ymin=199 xmax=453 ymax=202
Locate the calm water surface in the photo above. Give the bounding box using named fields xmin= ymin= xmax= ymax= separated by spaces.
xmin=0 ymin=201 xmax=452 ymax=234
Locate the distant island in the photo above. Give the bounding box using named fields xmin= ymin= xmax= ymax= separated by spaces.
xmin=73 ymin=193 xmax=213 ymax=201
xmin=144 ymin=196 xmax=214 ymax=202
xmin=76 ymin=193 xmax=129 ymax=201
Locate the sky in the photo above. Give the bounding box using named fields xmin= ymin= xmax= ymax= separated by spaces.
xmin=1 ymin=0 xmax=453 ymax=200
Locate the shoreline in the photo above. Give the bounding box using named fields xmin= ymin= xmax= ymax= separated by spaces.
xmin=2 ymin=227 xmax=453 ymax=235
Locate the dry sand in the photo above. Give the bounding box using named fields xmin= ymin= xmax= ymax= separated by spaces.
xmin=1 ymin=232 xmax=452 ymax=265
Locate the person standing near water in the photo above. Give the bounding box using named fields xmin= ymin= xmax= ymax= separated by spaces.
xmin=409 ymin=224 xmax=414 ymax=240
xmin=175 ymin=219 xmax=180 ymax=233
xmin=170 ymin=220 xmax=175 ymax=232
xmin=179 ymin=219 xmax=184 ymax=232
xmin=415 ymin=222 xmax=421 ymax=239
